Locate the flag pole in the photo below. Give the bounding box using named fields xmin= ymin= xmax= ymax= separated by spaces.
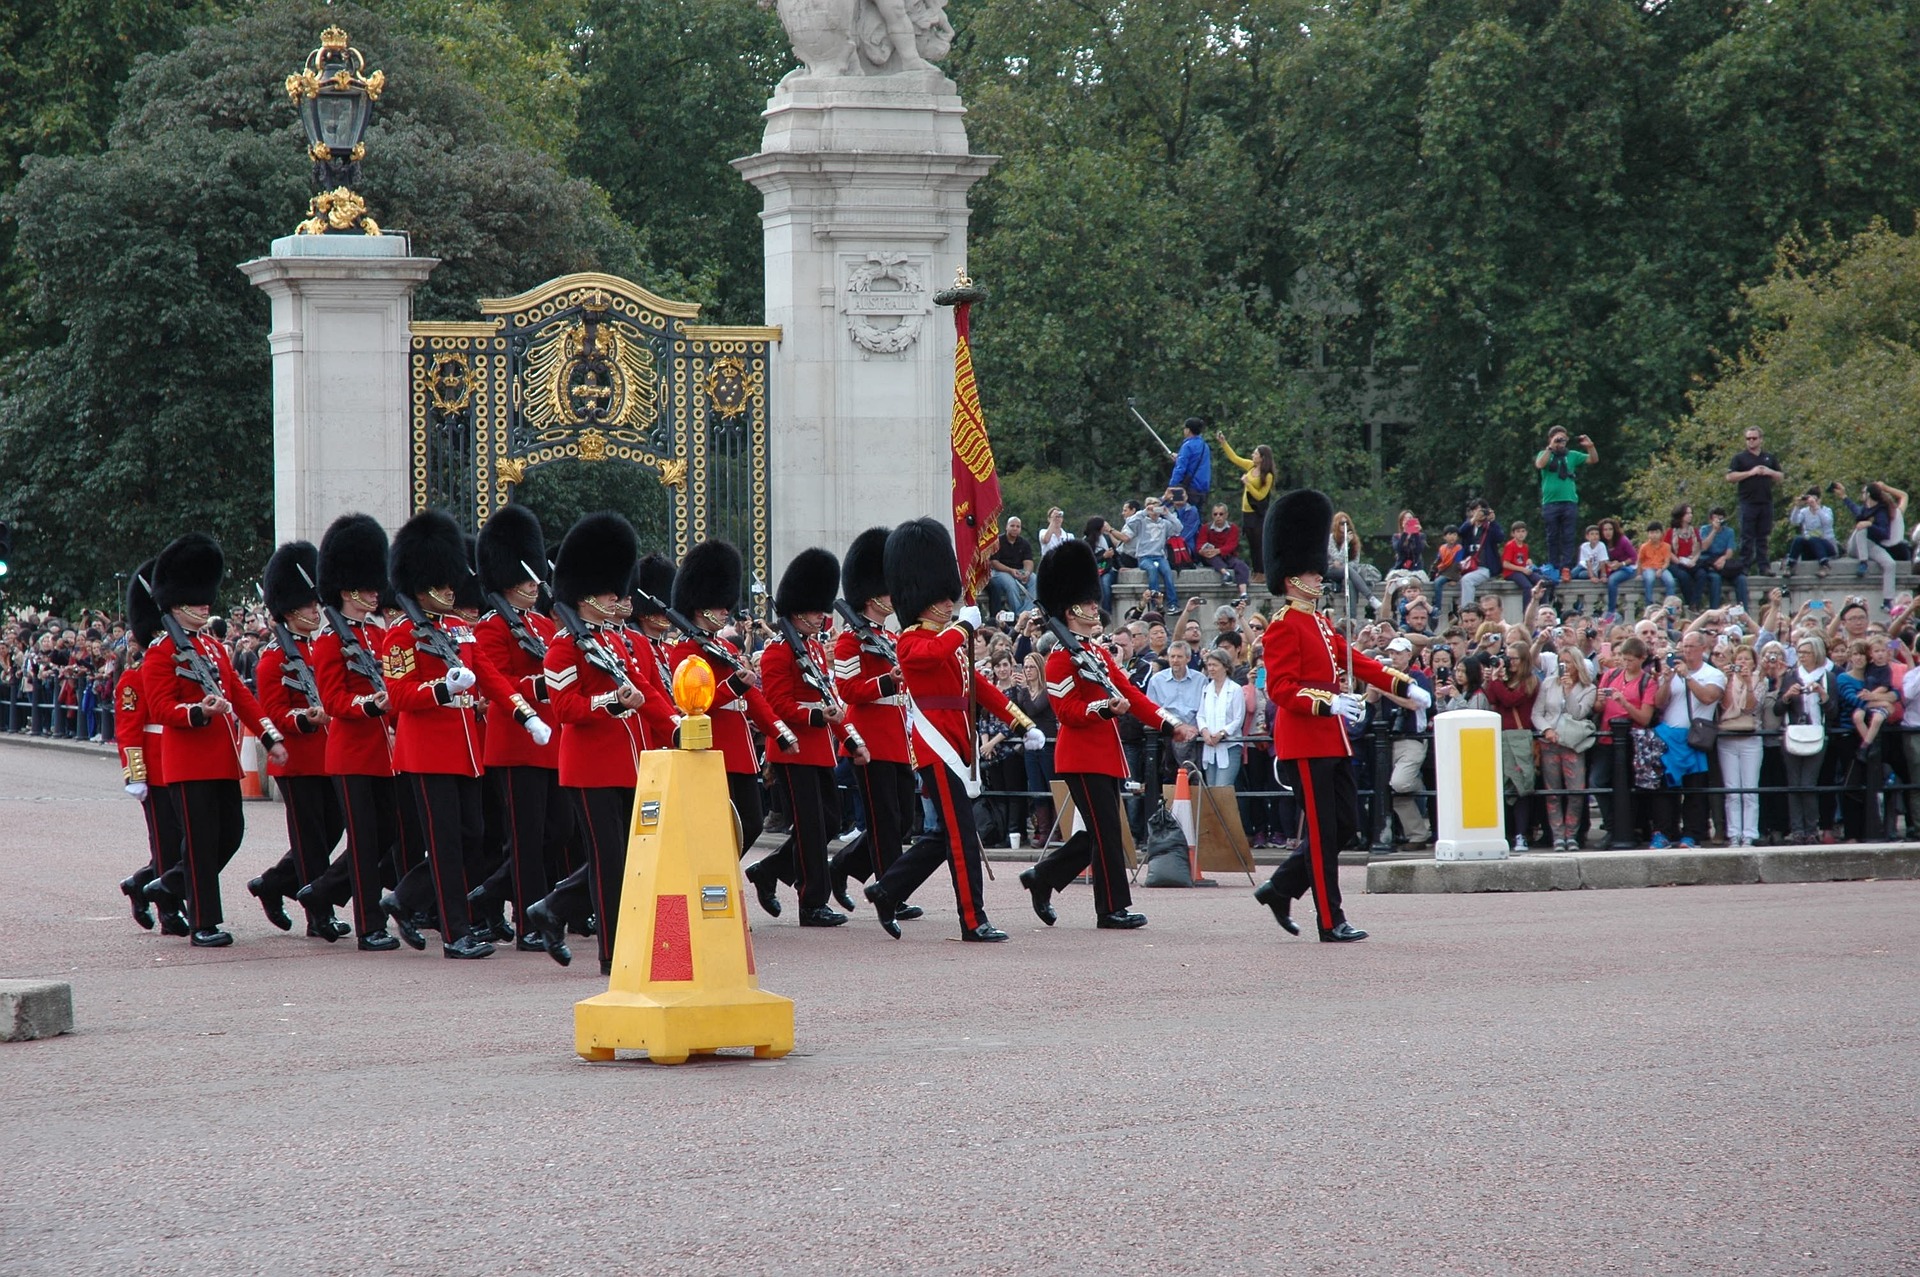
xmin=934 ymin=268 xmax=1000 ymax=607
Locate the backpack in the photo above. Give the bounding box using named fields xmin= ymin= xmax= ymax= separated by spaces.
xmin=1140 ymin=808 xmax=1193 ymax=887
xmin=1166 ymin=536 xmax=1194 ymax=569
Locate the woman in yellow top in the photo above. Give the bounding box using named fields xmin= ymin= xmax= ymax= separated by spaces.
xmin=1217 ymin=432 xmax=1277 ymax=581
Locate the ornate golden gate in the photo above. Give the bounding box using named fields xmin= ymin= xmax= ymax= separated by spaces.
xmin=409 ymin=272 xmax=779 ymax=592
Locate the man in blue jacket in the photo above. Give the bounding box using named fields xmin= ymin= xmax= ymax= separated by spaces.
xmin=1169 ymin=417 xmax=1212 ymax=506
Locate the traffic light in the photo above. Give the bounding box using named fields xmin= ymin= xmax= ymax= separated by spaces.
xmin=0 ymin=520 xmax=11 ymax=578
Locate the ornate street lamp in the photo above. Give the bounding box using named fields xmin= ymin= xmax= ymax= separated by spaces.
xmin=284 ymin=26 xmax=386 ymax=235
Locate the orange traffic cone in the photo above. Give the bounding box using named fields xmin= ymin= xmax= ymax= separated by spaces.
xmin=238 ymin=731 xmax=266 ymax=800
xmin=1172 ymin=766 xmax=1200 ymax=882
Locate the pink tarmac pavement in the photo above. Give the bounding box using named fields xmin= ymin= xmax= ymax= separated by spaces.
xmin=2 ymin=739 xmax=1916 ymax=1275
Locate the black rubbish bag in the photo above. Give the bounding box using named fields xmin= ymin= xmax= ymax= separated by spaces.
xmin=1140 ymin=807 xmax=1192 ymax=888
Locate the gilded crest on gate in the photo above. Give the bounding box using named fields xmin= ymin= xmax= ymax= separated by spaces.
xmin=702 ymin=356 xmax=751 ymax=420
xmin=427 ymin=353 xmax=477 ymax=412
xmin=520 ymin=291 xmax=659 ymax=442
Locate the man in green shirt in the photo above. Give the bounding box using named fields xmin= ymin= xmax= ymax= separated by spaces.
xmin=1535 ymin=427 xmax=1599 ymax=578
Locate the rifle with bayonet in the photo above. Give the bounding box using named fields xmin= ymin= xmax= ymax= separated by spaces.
xmin=1043 ymin=614 xmax=1127 ymax=706
xmin=833 ymin=599 xmax=896 ymax=663
xmin=272 ymin=621 xmax=322 ymax=706
xmin=321 ymin=604 xmax=386 ymax=696
xmin=776 ymin=616 xmax=866 ymax=756
xmin=486 ymin=591 xmax=547 ymax=662
xmin=137 ymin=572 xmax=224 ymax=701
xmin=393 ymin=593 xmax=466 ymax=671
xmin=551 ymin=599 xmax=636 ymax=693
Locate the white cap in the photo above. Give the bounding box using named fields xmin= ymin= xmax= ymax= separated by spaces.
xmin=1386 ymin=636 xmax=1414 ymax=654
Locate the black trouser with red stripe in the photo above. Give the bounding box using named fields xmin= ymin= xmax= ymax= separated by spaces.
xmin=875 ymin=762 xmax=990 ymax=932
xmin=728 ymin=771 xmax=764 ymax=855
xmin=334 ymin=773 xmax=401 ymax=936
xmin=174 ymin=778 xmax=246 ymax=931
xmin=757 ymin=762 xmax=837 ymax=912
xmin=1029 ymin=771 xmax=1132 ymax=916
xmin=394 ymin=773 xmax=482 ymax=942
xmin=537 ymin=787 xmax=635 ymax=967
xmin=1267 ymin=756 xmax=1357 ymax=931
xmin=477 ymin=765 xmax=571 ymax=911
xmin=128 ymin=784 xmax=184 ymax=892
xmin=255 ymin=775 xmax=346 ymax=900
xmin=830 ymin=759 xmax=916 ymax=888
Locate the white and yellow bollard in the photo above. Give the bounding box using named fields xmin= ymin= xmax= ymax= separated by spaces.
xmin=573 ymin=657 xmax=795 ymax=1064
xmin=1431 ymin=708 xmax=1508 ymax=860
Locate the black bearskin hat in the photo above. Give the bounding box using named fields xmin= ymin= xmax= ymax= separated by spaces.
xmin=885 ymin=518 xmax=962 ymax=624
xmin=841 ymin=526 xmax=891 ymax=612
xmin=152 ymin=532 xmax=224 ymax=612
xmin=775 ymin=548 xmax=840 ymax=618
xmin=632 ymin=552 xmax=675 ymax=617
xmin=390 ymin=510 xmax=469 ymax=600
xmin=127 ymin=559 xmax=162 ymax=648
xmin=551 ymin=512 xmax=638 ymax=608
xmin=672 ymin=539 xmax=743 ymax=618
xmin=1036 ymin=541 xmax=1101 ymax=620
xmin=262 ymin=541 xmax=321 ymax=622
xmin=317 ymin=514 xmax=389 ymax=605
xmin=477 ymin=503 xmax=547 ymax=595
xmin=1264 ymin=488 xmax=1334 ymax=590
xmin=454 ymin=535 xmax=485 ymax=612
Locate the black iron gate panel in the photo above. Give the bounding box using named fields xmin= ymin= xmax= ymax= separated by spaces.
xmin=409 ymin=273 xmax=777 ymax=597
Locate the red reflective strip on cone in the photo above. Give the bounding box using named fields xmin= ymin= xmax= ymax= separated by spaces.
xmin=649 ymin=894 xmax=694 ymax=982
xmin=1295 ymin=762 xmax=1336 ymax=933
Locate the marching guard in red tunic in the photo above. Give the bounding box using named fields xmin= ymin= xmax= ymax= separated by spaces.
xmin=383 ymin=511 xmax=548 ymax=958
xmin=667 ymin=539 xmax=799 ymax=859
xmin=245 ymin=540 xmax=352 ymax=941
xmin=825 ymin=526 xmax=924 ymax=922
xmin=1020 ymin=540 xmax=1195 ymax=930
xmin=863 ymin=518 xmax=1038 ymax=943
xmin=747 ymin=548 xmax=864 ymax=926
xmin=310 ymin=513 xmax=408 ymax=950
xmin=466 ymin=503 xmax=572 ymax=948
xmin=116 ymin=559 xmax=188 ymax=936
xmin=522 ymin=513 xmax=675 ymax=971
xmin=1256 ymin=489 xmax=1430 ymax=941
xmin=142 ymin=534 xmax=288 ymax=947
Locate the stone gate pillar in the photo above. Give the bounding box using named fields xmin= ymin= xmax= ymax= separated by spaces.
xmin=736 ymin=30 xmax=995 ymax=569
xmin=241 ymin=237 xmax=437 ymax=545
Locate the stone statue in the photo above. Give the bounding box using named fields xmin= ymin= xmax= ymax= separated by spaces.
xmin=773 ymin=0 xmax=954 ymax=78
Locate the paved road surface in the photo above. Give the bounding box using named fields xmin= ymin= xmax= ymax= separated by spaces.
xmin=1 ymin=741 xmax=1915 ymax=1275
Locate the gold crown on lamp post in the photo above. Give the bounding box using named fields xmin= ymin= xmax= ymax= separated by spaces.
xmin=320 ymin=25 xmax=350 ymax=50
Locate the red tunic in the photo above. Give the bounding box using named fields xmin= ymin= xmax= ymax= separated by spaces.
xmin=896 ymin=623 xmax=1021 ymax=769
xmin=543 ymin=627 xmax=650 ymax=788
xmin=115 ymin=653 xmax=159 ymax=786
xmin=622 ymin=628 xmax=681 ymax=750
xmin=1044 ymin=644 xmax=1170 ymax=776
xmin=833 ymin=629 xmax=910 ymax=765
xmin=384 ymin=616 xmax=517 ymax=778
xmin=313 ymin=619 xmax=395 ymax=778
xmin=1261 ymin=599 xmax=1408 ymax=760
xmin=667 ymin=636 xmax=786 ymax=776
xmin=148 ymin=631 xmax=278 ymax=783
xmin=759 ymin=635 xmax=846 ymax=769
xmin=257 ymin=637 xmax=329 ymax=778
xmin=475 ymin=609 xmax=561 ymax=770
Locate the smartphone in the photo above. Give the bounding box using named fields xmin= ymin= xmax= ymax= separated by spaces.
xmin=996 ymin=611 xmax=1015 ymax=626
xmin=1666 ymin=654 xmax=1680 ymax=668
xmin=1809 ymin=600 xmax=1828 ymax=610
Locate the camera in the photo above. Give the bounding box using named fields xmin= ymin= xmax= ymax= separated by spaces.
xmin=995 ymin=611 xmax=1015 ymax=626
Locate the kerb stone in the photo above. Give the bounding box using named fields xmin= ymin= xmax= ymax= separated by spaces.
xmin=0 ymin=979 xmax=73 ymax=1042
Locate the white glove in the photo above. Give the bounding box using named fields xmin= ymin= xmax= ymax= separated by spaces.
xmin=525 ymin=715 xmax=552 ymax=747
xmin=1406 ymin=683 xmax=1433 ymax=710
xmin=1023 ymin=727 xmax=1047 ymax=751
xmin=444 ymin=665 xmax=477 ymax=693
xmin=955 ymin=605 xmax=983 ymax=628
xmin=1331 ymin=692 xmax=1367 ymax=725
xmin=124 ymin=782 xmax=148 ymax=801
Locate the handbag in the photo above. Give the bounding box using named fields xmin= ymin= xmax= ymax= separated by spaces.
xmin=1684 ymin=684 xmax=1718 ymax=751
xmin=1784 ymin=724 xmax=1826 ymax=757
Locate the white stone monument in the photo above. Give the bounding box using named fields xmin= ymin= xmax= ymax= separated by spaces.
xmin=241 ymin=235 xmax=437 ymax=547
xmin=737 ymin=0 xmax=995 ymax=568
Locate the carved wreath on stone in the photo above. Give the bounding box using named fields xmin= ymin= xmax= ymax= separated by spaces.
xmin=844 ymin=254 xmax=928 ymax=355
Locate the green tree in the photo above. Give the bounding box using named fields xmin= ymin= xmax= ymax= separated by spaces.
xmin=1629 ymin=218 xmax=1920 ymax=542
xmin=0 ymin=0 xmax=651 ymax=608
xmin=568 ymin=0 xmax=790 ymax=323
